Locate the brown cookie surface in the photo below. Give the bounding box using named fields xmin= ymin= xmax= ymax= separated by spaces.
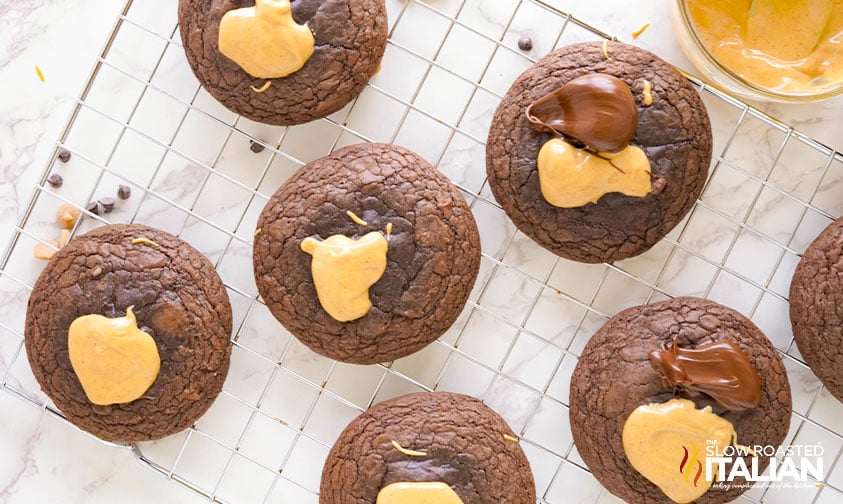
xmin=486 ymin=41 xmax=712 ymax=263
xmin=178 ymin=0 xmax=387 ymax=125
xmin=319 ymin=392 xmax=536 ymax=504
xmin=790 ymin=216 xmax=843 ymax=402
xmin=25 ymin=224 xmax=232 ymax=443
xmin=253 ymin=143 xmax=481 ymax=364
xmin=570 ymin=297 xmax=791 ymax=504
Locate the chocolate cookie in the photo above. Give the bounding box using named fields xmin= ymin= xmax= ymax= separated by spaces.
xmin=25 ymin=224 xmax=232 ymax=443
xmin=320 ymin=392 xmax=536 ymax=503
xmin=570 ymin=297 xmax=791 ymax=504
xmin=486 ymin=41 xmax=712 ymax=263
xmin=178 ymin=0 xmax=387 ymax=125
xmin=253 ymin=143 xmax=481 ymax=364
xmin=790 ymin=216 xmax=843 ymax=402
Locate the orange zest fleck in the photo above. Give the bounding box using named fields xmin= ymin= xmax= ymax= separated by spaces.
xmin=250 ymin=81 xmax=272 ymax=93
xmin=632 ymin=22 xmax=651 ymax=39
xmin=35 ymin=65 xmax=45 ymax=82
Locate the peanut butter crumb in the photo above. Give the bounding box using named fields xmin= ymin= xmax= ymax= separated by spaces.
xmin=346 ymin=210 xmax=368 ymax=226
xmin=503 ymin=434 xmax=520 ymax=443
xmin=56 ymin=203 xmax=81 ymax=229
xmin=131 ymin=237 xmax=161 ymax=247
xmin=250 ymin=81 xmax=272 ymax=93
xmin=59 ymin=229 xmax=71 ymax=248
xmin=632 ymin=22 xmax=650 ymax=39
xmin=642 ymin=79 xmax=653 ymax=106
xmin=391 ymin=440 xmax=427 ymax=457
xmin=33 ymin=239 xmax=59 ymax=260
xmin=602 ymin=39 xmax=612 ymax=60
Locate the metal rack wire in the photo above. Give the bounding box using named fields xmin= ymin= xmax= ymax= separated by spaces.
xmin=1 ymin=0 xmax=842 ymax=503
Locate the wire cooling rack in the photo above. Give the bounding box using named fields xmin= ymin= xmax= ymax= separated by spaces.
xmin=2 ymin=0 xmax=843 ymax=503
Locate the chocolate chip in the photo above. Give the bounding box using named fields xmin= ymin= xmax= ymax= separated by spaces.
xmin=98 ymin=197 xmax=115 ymax=213
xmin=46 ymin=173 xmax=63 ymax=188
xmin=58 ymin=148 xmax=71 ymax=163
xmin=518 ymin=36 xmax=533 ymax=51
xmin=249 ymin=140 xmax=265 ymax=153
xmin=117 ymin=185 xmax=131 ymax=200
xmin=86 ymin=201 xmax=100 ymax=215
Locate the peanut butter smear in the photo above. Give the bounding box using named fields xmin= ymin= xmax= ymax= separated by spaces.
xmin=376 ymin=482 xmax=465 ymax=504
xmin=685 ymin=0 xmax=843 ymax=94
xmin=218 ymin=0 xmax=314 ymax=79
xmin=301 ymin=232 xmax=388 ymax=322
xmin=623 ymin=398 xmax=738 ymax=503
xmin=68 ymin=307 xmax=161 ymax=406
xmin=537 ymin=138 xmax=651 ymax=208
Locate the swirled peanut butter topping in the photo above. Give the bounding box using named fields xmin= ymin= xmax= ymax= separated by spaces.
xmin=537 ymin=138 xmax=651 ymax=208
xmin=623 ymin=398 xmax=738 ymax=504
xmin=649 ymin=339 xmax=762 ymax=411
xmin=218 ymin=0 xmax=314 ymax=79
xmin=68 ymin=306 xmax=160 ymax=405
xmin=377 ymin=482 xmax=465 ymax=504
xmin=301 ymin=232 xmax=388 ymax=322
xmin=526 ymin=73 xmax=638 ymax=153
xmin=685 ymin=0 xmax=843 ymax=95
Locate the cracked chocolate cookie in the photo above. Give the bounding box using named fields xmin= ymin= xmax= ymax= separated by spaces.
xmin=253 ymin=143 xmax=481 ymax=364
xmin=320 ymin=392 xmax=536 ymax=503
xmin=486 ymin=41 xmax=712 ymax=263
xmin=790 ymin=216 xmax=843 ymax=402
xmin=570 ymin=297 xmax=791 ymax=504
xmin=25 ymin=224 xmax=232 ymax=443
xmin=178 ymin=0 xmax=387 ymax=125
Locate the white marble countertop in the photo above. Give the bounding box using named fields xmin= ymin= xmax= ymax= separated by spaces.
xmin=1 ymin=1 xmax=842 ymax=503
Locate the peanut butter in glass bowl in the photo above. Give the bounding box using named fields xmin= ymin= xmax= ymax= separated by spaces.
xmin=670 ymin=0 xmax=843 ymax=102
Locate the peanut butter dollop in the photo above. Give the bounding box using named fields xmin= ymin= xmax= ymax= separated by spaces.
xmin=301 ymin=232 xmax=388 ymax=322
xmin=376 ymin=482 xmax=465 ymax=504
xmin=623 ymin=398 xmax=738 ymax=503
xmin=68 ymin=306 xmax=160 ymax=406
xmin=536 ymin=138 xmax=651 ymax=208
xmin=218 ymin=0 xmax=314 ymax=79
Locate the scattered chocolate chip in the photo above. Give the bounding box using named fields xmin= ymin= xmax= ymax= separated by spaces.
xmin=58 ymin=148 xmax=71 ymax=163
xmin=518 ymin=36 xmax=533 ymax=51
xmin=98 ymin=196 xmax=115 ymax=213
xmin=117 ymin=184 xmax=131 ymax=200
xmin=249 ymin=140 xmax=265 ymax=153
xmin=86 ymin=201 xmax=100 ymax=215
xmin=46 ymin=173 xmax=63 ymax=188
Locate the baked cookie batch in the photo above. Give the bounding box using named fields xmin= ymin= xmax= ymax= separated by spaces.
xmin=20 ymin=1 xmax=842 ymax=503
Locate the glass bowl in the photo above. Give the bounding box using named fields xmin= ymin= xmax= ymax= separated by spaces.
xmin=669 ymin=0 xmax=843 ymax=103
